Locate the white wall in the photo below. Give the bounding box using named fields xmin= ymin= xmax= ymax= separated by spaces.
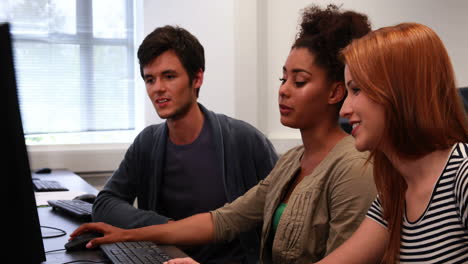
xmin=29 ymin=0 xmax=468 ymax=172
xmin=140 ymin=0 xmax=268 ymax=131
xmin=141 ymin=0 xmax=236 ymax=126
xmin=142 ymin=0 xmax=468 ymax=152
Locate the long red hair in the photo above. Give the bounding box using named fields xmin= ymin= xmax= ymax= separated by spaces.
xmin=342 ymin=23 xmax=468 ymax=263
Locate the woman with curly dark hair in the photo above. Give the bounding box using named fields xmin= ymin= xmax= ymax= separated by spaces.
xmin=71 ymin=5 xmax=376 ymax=264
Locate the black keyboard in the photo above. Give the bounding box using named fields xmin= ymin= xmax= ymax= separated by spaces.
xmin=101 ymin=241 xmax=172 ymax=264
xmin=33 ymin=179 xmax=69 ymax=192
xmin=48 ymin=199 xmax=92 ymax=221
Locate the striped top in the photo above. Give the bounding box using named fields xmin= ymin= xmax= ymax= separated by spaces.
xmin=367 ymin=143 xmax=468 ymax=264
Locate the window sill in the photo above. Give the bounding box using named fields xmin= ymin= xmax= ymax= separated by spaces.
xmin=27 ymin=135 xmax=303 ymax=174
xmin=27 ymin=143 xmax=130 ymax=173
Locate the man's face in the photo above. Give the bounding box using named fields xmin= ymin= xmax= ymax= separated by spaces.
xmin=143 ymin=50 xmax=201 ymax=121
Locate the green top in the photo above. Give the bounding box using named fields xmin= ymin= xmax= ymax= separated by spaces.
xmin=272 ymin=203 xmax=287 ymax=232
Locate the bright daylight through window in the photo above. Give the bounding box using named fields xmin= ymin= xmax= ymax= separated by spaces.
xmin=0 ymin=0 xmax=135 ymax=145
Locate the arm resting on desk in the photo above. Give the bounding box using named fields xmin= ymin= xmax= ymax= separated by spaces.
xmin=92 ymin=191 xmax=171 ymax=228
xmin=92 ymin=126 xmax=172 ymax=228
xmin=71 ymin=212 xmax=215 ymax=248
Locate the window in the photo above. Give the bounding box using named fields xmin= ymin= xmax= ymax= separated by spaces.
xmin=0 ymin=0 xmax=136 ymax=144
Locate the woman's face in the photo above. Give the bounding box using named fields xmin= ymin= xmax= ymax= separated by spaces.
xmin=340 ymin=65 xmax=386 ymax=152
xmin=279 ymin=48 xmax=342 ymax=129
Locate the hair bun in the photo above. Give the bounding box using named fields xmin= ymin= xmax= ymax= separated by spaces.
xmin=293 ymin=4 xmax=371 ymax=82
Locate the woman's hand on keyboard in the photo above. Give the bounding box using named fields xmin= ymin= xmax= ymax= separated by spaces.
xmin=164 ymin=257 xmax=200 ymax=264
xmin=70 ymin=222 xmax=130 ymax=248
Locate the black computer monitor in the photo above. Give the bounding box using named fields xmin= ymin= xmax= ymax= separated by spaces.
xmin=2 ymin=23 xmax=46 ymax=263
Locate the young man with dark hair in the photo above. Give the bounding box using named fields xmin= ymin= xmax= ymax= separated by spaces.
xmin=91 ymin=25 xmax=278 ymax=264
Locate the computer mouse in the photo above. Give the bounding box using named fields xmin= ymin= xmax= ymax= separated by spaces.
xmin=65 ymin=232 xmax=103 ymax=251
xmin=73 ymin=194 xmax=97 ymax=204
xmin=35 ymin=167 xmax=51 ymax=174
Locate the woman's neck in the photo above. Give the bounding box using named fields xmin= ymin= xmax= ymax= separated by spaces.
xmin=387 ymin=147 xmax=452 ymax=191
xmin=300 ymin=121 xmax=347 ymax=169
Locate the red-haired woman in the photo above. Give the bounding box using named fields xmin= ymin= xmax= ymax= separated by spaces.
xmin=318 ymin=23 xmax=468 ymax=264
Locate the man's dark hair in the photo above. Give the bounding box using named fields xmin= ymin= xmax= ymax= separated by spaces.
xmin=137 ymin=25 xmax=205 ymax=97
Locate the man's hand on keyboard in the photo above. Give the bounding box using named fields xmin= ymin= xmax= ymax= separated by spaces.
xmin=70 ymin=222 xmax=129 ymax=249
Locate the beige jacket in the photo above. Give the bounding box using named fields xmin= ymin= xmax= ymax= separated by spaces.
xmin=211 ymin=136 xmax=376 ymax=263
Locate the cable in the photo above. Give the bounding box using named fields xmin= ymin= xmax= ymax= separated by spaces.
xmin=41 ymin=226 xmax=110 ymax=264
xmin=44 ymin=249 xmax=111 ymax=263
xmin=44 ymin=248 xmax=66 ymax=254
xmin=45 ymin=248 xmax=111 ymax=264
xmin=62 ymin=260 xmax=110 ymax=264
xmin=41 ymin=225 xmax=67 ymax=239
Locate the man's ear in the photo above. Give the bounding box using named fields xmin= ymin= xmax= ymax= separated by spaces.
xmin=191 ymin=70 xmax=204 ymax=98
xmin=192 ymin=69 xmax=204 ymax=90
xmin=328 ymin=82 xmax=346 ymax=105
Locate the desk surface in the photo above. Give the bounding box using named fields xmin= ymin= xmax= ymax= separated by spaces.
xmin=36 ymin=169 xmax=187 ymax=263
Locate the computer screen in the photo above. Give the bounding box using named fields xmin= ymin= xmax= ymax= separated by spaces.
xmin=2 ymin=23 xmax=46 ymax=263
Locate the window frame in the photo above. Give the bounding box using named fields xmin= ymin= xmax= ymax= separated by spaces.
xmin=18 ymin=0 xmax=141 ymax=173
xmin=13 ymin=0 xmax=135 ymax=137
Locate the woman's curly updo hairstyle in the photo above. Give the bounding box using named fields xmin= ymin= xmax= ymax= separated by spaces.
xmin=293 ymin=4 xmax=371 ymax=84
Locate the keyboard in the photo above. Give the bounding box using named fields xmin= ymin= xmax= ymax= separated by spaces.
xmin=47 ymin=199 xmax=92 ymax=221
xmin=33 ymin=179 xmax=69 ymax=192
xmin=101 ymin=241 xmax=172 ymax=264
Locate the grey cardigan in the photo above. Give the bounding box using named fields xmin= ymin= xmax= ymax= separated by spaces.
xmin=92 ymin=103 xmax=278 ymax=263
